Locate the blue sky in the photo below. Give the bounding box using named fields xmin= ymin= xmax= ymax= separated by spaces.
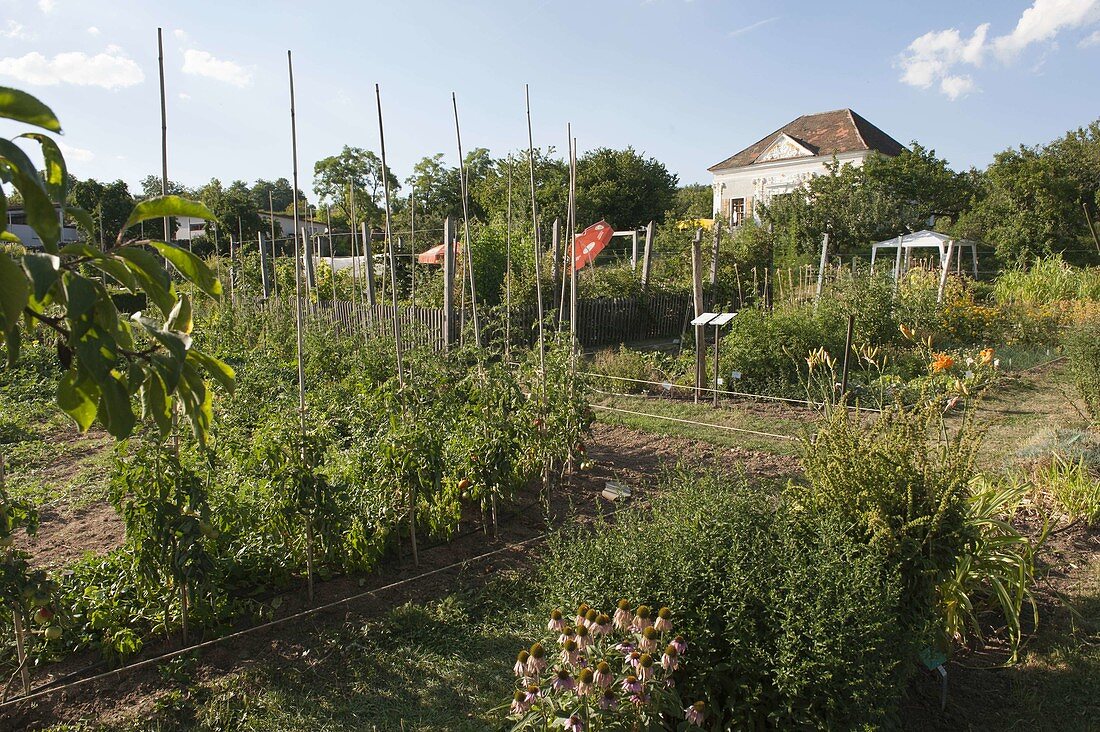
xmin=1 ymin=0 xmax=1099 ymax=196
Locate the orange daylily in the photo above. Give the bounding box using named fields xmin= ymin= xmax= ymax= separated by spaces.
xmin=931 ymin=353 xmax=955 ymax=373
xmin=979 ymin=348 xmax=995 ymax=366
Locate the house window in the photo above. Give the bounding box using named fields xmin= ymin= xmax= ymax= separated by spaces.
xmin=726 ymin=198 xmax=745 ymax=226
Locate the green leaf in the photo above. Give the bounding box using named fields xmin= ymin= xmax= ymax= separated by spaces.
xmin=115 ymin=247 xmax=175 ymax=315
xmin=0 ymin=251 xmax=29 ymax=334
xmin=96 ymin=372 xmax=136 ymax=438
xmin=122 ymin=195 xmax=214 ymax=234
xmin=187 ymin=349 xmax=235 ymax=394
xmin=0 ymin=157 xmax=60 ymax=251
xmin=178 ymin=360 xmax=213 ymax=445
xmin=21 ymin=251 xmax=60 ymax=304
xmin=166 ymin=293 xmax=193 ymax=334
xmin=140 ymin=370 xmax=172 ymax=438
xmin=88 ymin=256 xmax=139 ymax=291
xmin=147 ymin=241 xmax=223 ymax=300
xmin=0 ymin=138 xmax=47 ymax=191
xmin=18 ymin=133 xmax=67 ymax=201
xmin=65 ymin=206 xmax=95 ymax=236
xmin=58 ymin=368 xmax=99 ymax=431
xmin=132 ymin=313 xmax=191 ymax=363
xmin=0 ymin=87 xmax=62 ymax=132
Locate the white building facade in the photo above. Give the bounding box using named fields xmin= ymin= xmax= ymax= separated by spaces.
xmin=709 ymin=108 xmax=906 ymax=224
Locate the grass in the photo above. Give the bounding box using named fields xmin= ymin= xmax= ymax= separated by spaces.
xmin=592 ymin=392 xmax=807 ymax=454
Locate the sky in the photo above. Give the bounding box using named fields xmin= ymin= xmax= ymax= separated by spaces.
xmin=1 ymin=0 xmax=1099 ymax=197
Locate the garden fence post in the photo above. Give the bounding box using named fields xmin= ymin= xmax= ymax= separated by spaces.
xmin=709 ymin=221 xmax=722 ymax=290
xmin=816 ymin=232 xmax=829 ymax=302
xmin=641 ymin=221 xmax=654 ymax=290
xmin=258 ymin=232 xmax=271 ymax=299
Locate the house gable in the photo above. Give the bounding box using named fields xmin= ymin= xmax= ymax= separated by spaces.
xmin=754 ymin=133 xmax=815 ymax=164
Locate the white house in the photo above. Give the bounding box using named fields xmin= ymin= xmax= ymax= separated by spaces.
xmin=174 ymin=210 xmax=328 ymax=243
xmin=4 ymin=205 xmax=81 ymax=249
xmin=709 ymin=108 xmax=906 ymax=224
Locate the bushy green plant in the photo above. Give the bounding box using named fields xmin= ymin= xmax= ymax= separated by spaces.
xmin=537 ymin=472 xmax=910 ymax=729
xmin=993 ymin=257 xmax=1100 ymax=305
xmin=590 ymin=346 xmax=664 ymax=394
xmin=1066 ymin=317 xmax=1100 ymax=420
xmin=1040 ymin=455 xmax=1100 ymax=526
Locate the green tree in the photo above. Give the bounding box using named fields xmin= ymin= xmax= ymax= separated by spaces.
xmin=194 ymin=178 xmax=264 ymax=254
xmin=665 ymin=183 xmax=712 ymax=222
xmin=313 ymin=145 xmax=400 ymax=229
xmin=67 ymin=178 xmax=134 ymax=247
xmin=251 ymin=177 xmax=299 ymax=213
xmin=575 ymin=147 xmax=678 ymax=228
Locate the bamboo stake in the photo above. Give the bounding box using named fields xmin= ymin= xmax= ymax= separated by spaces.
xmin=326 ymin=206 xmax=336 ymax=303
xmin=375 ymin=83 xmax=406 ymax=389
xmin=525 ymin=84 xmax=546 ymax=380
xmin=569 ymin=133 xmax=578 ymax=359
xmin=268 ymin=190 xmax=278 ymax=299
xmin=409 ymin=187 xmax=416 ymax=310
xmin=287 ymin=50 xmax=312 ymax=604
xmin=157 ymin=28 xmax=169 ymax=252
xmin=452 ymin=93 xmax=482 ymax=348
xmin=505 ymin=156 xmax=513 ymax=361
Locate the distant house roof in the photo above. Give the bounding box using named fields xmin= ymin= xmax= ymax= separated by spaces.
xmin=708 ymin=109 xmax=906 ymax=172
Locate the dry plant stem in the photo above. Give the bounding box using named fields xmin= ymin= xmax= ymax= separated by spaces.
xmin=11 ymin=609 xmax=30 ymax=696
xmin=180 ymin=584 xmax=189 ymax=645
xmin=306 ymin=520 xmax=315 ymax=603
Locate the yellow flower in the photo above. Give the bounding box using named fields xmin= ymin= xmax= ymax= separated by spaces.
xmin=979 ymin=348 xmax=994 ymax=366
xmin=931 ymin=353 xmax=955 ymax=373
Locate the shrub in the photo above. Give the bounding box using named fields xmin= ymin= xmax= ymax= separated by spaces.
xmin=536 ymin=472 xmax=910 ymax=729
xmin=1041 ymin=455 xmax=1100 ymax=527
xmin=1066 ymin=317 xmax=1100 ymax=420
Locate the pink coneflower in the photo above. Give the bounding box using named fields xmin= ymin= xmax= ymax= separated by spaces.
xmin=613 ymin=599 xmax=633 ymax=631
xmin=639 ymin=626 xmax=659 ymax=652
xmin=547 ymin=608 xmax=566 ymax=633
xmin=561 ymin=638 xmax=580 ymax=667
xmin=553 ymin=668 xmax=576 ymax=694
xmin=671 ymin=635 xmax=687 ymax=656
xmin=633 ymin=605 xmax=652 ymax=632
xmin=558 ymin=626 xmax=575 ymax=646
xmin=564 ymin=715 xmax=584 ymax=732
xmin=637 ymin=653 xmax=655 ymax=681
xmin=524 ymin=684 xmax=540 ymax=703
xmin=661 ymin=644 xmax=680 ymax=672
xmin=629 ymin=691 xmax=649 ymax=707
xmin=584 ymin=608 xmax=598 ymax=629
xmin=654 ymin=607 xmax=673 ymax=633
xmin=614 ymin=640 xmax=636 ymax=655
xmin=628 ymin=650 xmax=641 ymax=669
xmin=527 ymin=642 xmax=547 ymax=676
xmin=510 ymin=690 xmax=530 ymax=716
xmin=593 ymin=613 xmax=612 ymax=637
xmin=514 ymin=650 xmax=530 ymax=677
xmin=594 ymin=660 xmax=613 ymax=689
xmin=574 ymin=624 xmax=591 ymax=650
xmin=576 ymin=667 xmax=595 ymax=696
xmin=622 ymin=674 xmax=641 ymax=695
xmin=598 ymin=688 xmax=618 ymax=711
xmin=575 ymin=603 xmax=590 ymax=627
xmin=685 ymin=701 xmax=705 ymax=726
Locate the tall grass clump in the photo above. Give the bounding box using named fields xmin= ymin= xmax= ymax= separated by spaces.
xmin=536 ymin=472 xmax=911 ymax=729
xmin=993 ymin=257 xmax=1100 ymax=305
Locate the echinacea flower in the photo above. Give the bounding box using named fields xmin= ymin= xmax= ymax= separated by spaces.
xmin=564 ymin=715 xmax=584 ymax=732
xmin=628 ymin=650 xmax=641 ymax=669
xmin=640 ymin=626 xmax=659 ymax=651
xmin=671 ymin=635 xmax=687 ymax=655
xmin=584 ymin=608 xmax=598 ymax=628
xmin=558 ymin=626 xmax=575 ymax=646
xmin=514 ymin=650 xmax=530 ymax=677
xmin=613 ymin=600 xmax=633 ymax=630
xmin=614 ymin=640 xmax=636 ymax=655
xmin=510 ymin=690 xmax=529 ymax=716
xmin=633 ymin=605 xmax=652 ymax=632
xmin=629 ymin=691 xmax=649 ymax=707
xmin=574 ymin=624 xmax=591 ymax=650
xmin=553 ymin=668 xmax=576 ymax=693
xmin=593 ymin=613 xmax=612 ymax=637
xmin=594 ymin=661 xmax=613 ymax=689
xmin=661 ymin=644 xmax=680 ymax=672
xmin=547 ymin=609 xmax=566 ymax=633
xmin=598 ymin=688 xmax=618 ymax=711
xmin=685 ymin=701 xmax=705 ymax=726
xmin=637 ymin=653 xmax=655 ymax=681
xmin=576 ymin=667 xmax=595 ymax=696
xmin=622 ymin=674 xmax=641 ymax=695
xmin=575 ymin=603 xmax=590 ymax=627
xmin=527 ymin=642 xmax=547 ymax=676
xmin=654 ymin=607 xmax=673 ymax=633
xmin=561 ymin=638 xmax=580 ymax=666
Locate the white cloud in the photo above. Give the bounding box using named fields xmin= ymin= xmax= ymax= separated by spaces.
xmin=729 ymin=16 xmax=780 ymax=37
xmin=178 ymin=92 xmax=191 ymax=100
xmin=898 ymin=0 xmax=1100 ymax=99
xmin=0 ymin=49 xmax=144 ymax=89
xmin=87 ymin=26 xmax=100 ymax=36
xmin=38 ymin=0 xmax=56 ymax=13
xmin=181 ymin=49 xmax=252 ymax=87
xmin=1 ymin=20 xmax=31 ymax=40
xmin=1081 ymin=28 xmax=1100 ymax=44
xmin=57 ymin=140 xmax=94 ymax=163
xmin=173 ymin=29 xmax=189 ymax=41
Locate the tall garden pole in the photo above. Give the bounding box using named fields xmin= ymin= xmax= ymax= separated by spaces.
xmin=525 ymin=84 xmax=546 ymax=380
xmin=157 ymin=28 xmax=170 ymax=252
xmin=640 ymin=221 xmax=654 ymax=290
xmin=709 ymin=219 xmax=722 ymax=290
xmin=409 ymin=188 xmax=417 ymax=309
xmin=287 ymin=50 xmax=312 ymax=603
xmin=816 ymin=232 xmax=829 ymax=302
xmin=361 ymin=222 xmax=376 ymax=309
xmin=505 ymin=158 xmax=513 ymax=361
xmin=569 ymin=134 xmax=578 ymax=359
xmin=452 ymin=93 xmax=482 ymax=348
xmin=553 ymin=218 xmax=565 ymax=328
xmin=376 ymin=84 xmax=405 ymax=389
xmin=268 ymin=190 xmax=278 ymax=298
xmin=258 ymin=232 xmax=271 ymax=298
xmin=326 ymin=206 xmax=336 ymax=304
xmin=443 ymin=216 xmax=456 ymax=350
xmin=691 ymin=228 xmax=705 ymax=404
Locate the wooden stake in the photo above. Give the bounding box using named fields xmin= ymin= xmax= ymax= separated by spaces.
xmin=452 ymin=92 xmax=482 ymax=348
xmin=258 ymin=232 xmax=271 ymax=298
xmin=361 ymin=222 xmax=376 ymax=308
xmin=525 ymin=84 xmax=546 ymax=380
xmin=505 ymin=157 xmax=513 ymax=361
xmin=157 ymin=28 xmax=169 ymax=249
xmin=375 ymin=83 xmax=406 ymax=389
xmin=326 ymin=206 xmax=336 ymax=303
xmin=816 ymin=232 xmax=829 ymax=302
xmin=709 ymin=220 xmax=722 ymax=288
xmin=569 ymin=133 xmax=578 ymax=356
xmin=268 ymin=190 xmax=278 ymax=298
xmin=640 ymin=221 xmax=654 ymax=289
xmin=443 ymin=216 xmax=455 ymax=349
xmin=691 ymin=229 xmax=705 ymax=404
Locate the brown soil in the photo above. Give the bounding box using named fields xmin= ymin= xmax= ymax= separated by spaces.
xmin=1 ymin=422 xmax=794 ymax=731
xmin=19 ymin=502 xmax=125 ymax=569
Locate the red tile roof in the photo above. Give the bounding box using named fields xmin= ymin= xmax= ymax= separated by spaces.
xmin=708 ymin=109 xmax=906 ymax=172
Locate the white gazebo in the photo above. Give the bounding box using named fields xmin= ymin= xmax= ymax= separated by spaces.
xmin=870 ymin=230 xmax=978 ymax=301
